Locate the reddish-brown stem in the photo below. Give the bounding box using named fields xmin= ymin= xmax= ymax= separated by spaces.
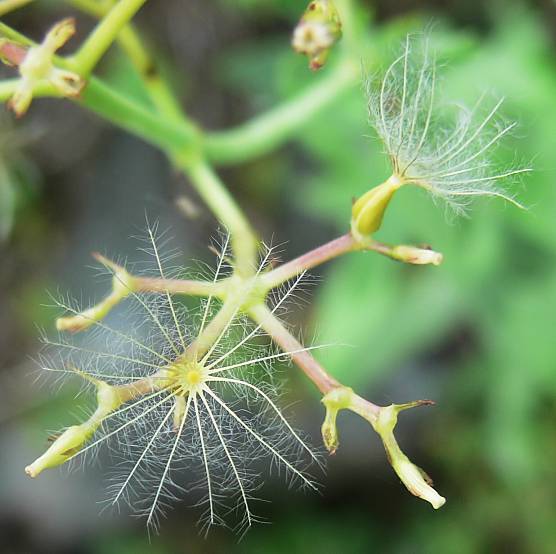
xmin=248 ymin=302 xmax=341 ymax=394
xmin=261 ymin=232 xmax=436 ymax=289
xmin=262 ymin=233 xmax=358 ymax=288
xmin=248 ymin=303 xmax=380 ymax=419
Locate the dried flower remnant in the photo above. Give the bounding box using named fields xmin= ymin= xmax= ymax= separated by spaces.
xmin=372 ymin=401 xmax=445 ymax=509
xmin=292 ymin=0 xmax=342 ymax=70
xmin=29 ymin=232 xmax=324 ymax=533
xmin=321 ymin=387 xmax=445 ymax=508
xmin=351 ymin=35 xmax=530 ymax=238
xmin=0 ymin=18 xmax=84 ymax=116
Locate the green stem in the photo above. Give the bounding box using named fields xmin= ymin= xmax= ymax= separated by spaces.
xmin=177 ymin=157 xmax=258 ymax=275
xmin=0 ymin=0 xmax=32 ymax=16
xmin=0 ymin=21 xmax=34 ymax=46
xmin=69 ymin=0 xmax=147 ymax=76
xmin=184 ymin=297 xmax=240 ymax=361
xmin=67 ymin=0 xmax=151 ymax=72
xmin=204 ymin=60 xmax=358 ymax=165
xmin=79 ymin=82 xmax=255 ymax=269
xmin=79 ymin=77 xmax=197 ymax=151
xmin=67 ymin=0 xmax=188 ymax=123
xmin=0 ymin=78 xmax=20 ymax=100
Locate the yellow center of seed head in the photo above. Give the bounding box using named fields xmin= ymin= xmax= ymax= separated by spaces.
xmin=185 ymin=367 xmax=202 ymax=386
xmin=171 ymin=360 xmax=206 ymax=394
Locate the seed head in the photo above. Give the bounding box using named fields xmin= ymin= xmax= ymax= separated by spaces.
xmin=31 ymin=229 xmax=323 ymax=534
xmin=366 ymin=34 xmax=530 ymax=215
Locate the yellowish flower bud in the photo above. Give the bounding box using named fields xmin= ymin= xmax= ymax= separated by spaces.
xmin=351 ymin=175 xmax=403 ymax=238
xmin=292 ymin=1 xmax=342 ymax=71
xmin=321 ymin=386 xmax=354 ymax=454
xmin=25 ymin=372 xmax=125 ymax=478
xmin=390 ymin=245 xmax=443 ymax=266
xmin=25 ymin=424 xmax=93 ymax=477
xmin=373 ymin=402 xmax=446 ymax=509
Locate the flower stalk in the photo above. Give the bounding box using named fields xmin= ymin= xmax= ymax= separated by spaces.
xmin=25 ymin=368 xmax=157 ymax=477
xmin=4 ymin=2 xmax=531 ymax=526
xmin=322 ymin=387 xmax=445 ymax=509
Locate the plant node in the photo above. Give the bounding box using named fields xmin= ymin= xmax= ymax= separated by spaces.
xmin=1 ymin=18 xmax=84 ymax=116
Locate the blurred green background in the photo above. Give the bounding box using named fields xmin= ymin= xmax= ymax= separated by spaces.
xmin=1 ymin=0 xmax=556 ymax=553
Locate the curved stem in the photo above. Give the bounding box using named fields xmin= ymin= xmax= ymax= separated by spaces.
xmin=204 ymin=60 xmax=358 ymax=165
xmin=78 ymin=77 xmax=197 ymax=151
xmin=67 ymin=0 xmax=189 ymax=124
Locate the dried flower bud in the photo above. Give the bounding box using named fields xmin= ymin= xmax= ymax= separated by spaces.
xmin=373 ymin=401 xmax=446 ymax=509
xmin=2 ymin=18 xmax=84 ymax=116
xmin=390 ymin=245 xmax=443 ymax=266
xmin=292 ymin=1 xmax=342 ymax=71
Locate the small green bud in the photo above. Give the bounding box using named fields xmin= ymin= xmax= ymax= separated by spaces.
xmin=351 ymin=175 xmax=403 ymax=238
xmin=373 ymin=401 xmax=446 ymax=509
xmin=321 ymin=386 xmax=353 ymax=454
xmin=292 ymin=1 xmax=342 ymax=71
xmin=56 ymin=253 xmax=136 ymax=333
